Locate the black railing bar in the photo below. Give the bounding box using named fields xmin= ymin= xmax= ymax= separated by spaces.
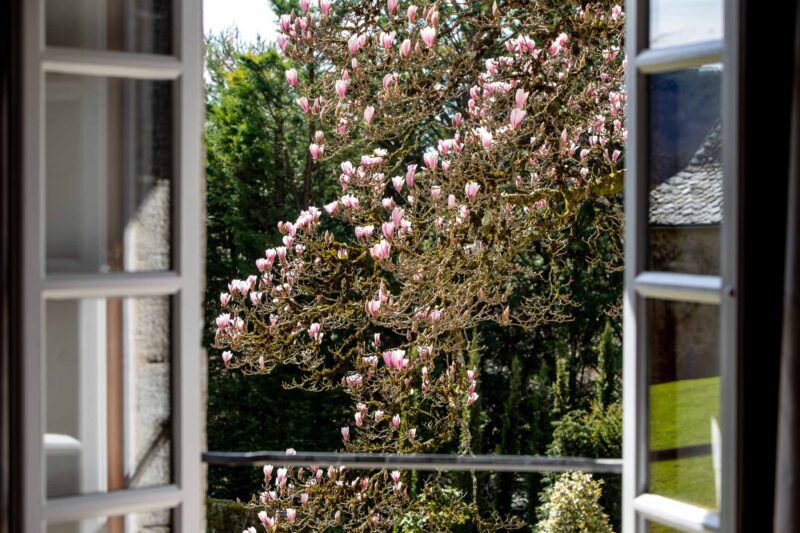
xmin=202 ymin=451 xmax=623 ymax=474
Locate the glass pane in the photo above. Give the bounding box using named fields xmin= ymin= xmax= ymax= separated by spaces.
xmin=46 ymin=0 xmax=172 ymax=54
xmin=648 ymin=65 xmax=722 ymax=275
xmin=648 ymin=300 xmax=720 ymax=510
xmin=45 ymin=74 xmax=173 ymax=273
xmin=45 ymin=296 xmax=172 ymax=498
xmin=48 ymin=509 xmax=173 ymax=533
xmin=650 ymin=0 xmax=722 ymax=48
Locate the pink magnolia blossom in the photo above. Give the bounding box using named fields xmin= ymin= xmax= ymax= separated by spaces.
xmin=373 ymin=333 xmax=381 ymax=346
xmin=348 ymin=34 xmax=361 ymax=56
xmin=479 ymin=128 xmax=494 ymax=149
xmin=263 ymin=464 xmax=274 ymax=479
xmin=345 ymin=374 xmax=363 ymax=389
xmin=309 ymin=143 xmax=324 ymax=160
xmin=308 ymin=322 xmax=323 ymax=343
xmin=279 ymin=14 xmax=291 ymax=32
xmin=365 ymin=299 xmax=381 ymax=317
xmin=285 ymin=68 xmax=298 ymax=88
xmin=382 ymin=349 xmax=408 ymax=370
xmin=220 ymin=292 xmax=231 ymax=306
xmin=286 ymin=509 xmax=297 ymax=523
xmin=374 ymin=410 xmax=384 ymax=421
xmin=387 ymin=0 xmax=399 ymax=15
xmin=221 ymin=351 xmax=233 ymax=366
xmin=297 ymin=97 xmax=310 ymax=113
xmin=216 ymin=313 xmax=231 ymax=330
xmin=335 ymin=79 xmax=349 ymax=99
xmin=509 ymin=107 xmax=526 ymax=129
xmin=447 ymin=194 xmax=457 ymax=210
xmin=407 ymin=4 xmax=418 ymax=22
xmin=465 ymin=182 xmax=480 ymax=200
xmin=391 ymin=207 xmax=404 ymax=226
xmin=391 ymin=470 xmax=401 ymax=483
xmin=402 ymin=166 xmax=417 ymax=191
xmin=258 ymin=512 xmax=276 ymax=531
xmin=391 ymin=175 xmax=404 ymax=191
xmin=468 ymin=392 xmax=479 ymax=405
xmin=341 ymin=427 xmax=350 ymax=442
xmin=423 ymin=150 xmax=438 ymax=170
xmin=300 ymin=493 xmax=309 ymax=506
xmin=300 ymin=0 xmax=310 ymax=13
xmin=421 ymin=27 xmax=436 ymax=48
xmin=324 ymin=201 xmax=339 ymax=215
xmin=355 ymin=225 xmax=374 ymax=240
xmin=407 ymin=428 xmax=417 ymax=440
xmin=370 ymin=240 xmax=391 ymax=260
xmin=341 ymin=194 xmax=360 ymax=209
xmin=392 ymin=414 xmax=401 ymax=428
xmin=431 ymin=186 xmax=441 ymax=200
xmin=453 ymin=112 xmax=464 ymax=127
xmin=379 ymin=31 xmax=396 ymax=50
xmin=341 ymin=161 xmax=355 ymax=177
xmin=382 ymin=221 xmax=395 ymax=240
xmin=400 ymin=39 xmax=412 ymax=57
xmin=364 ymin=106 xmax=375 ymax=125
xmin=429 ymin=308 xmax=443 ymax=322
xmin=355 ymin=412 xmax=364 ymax=426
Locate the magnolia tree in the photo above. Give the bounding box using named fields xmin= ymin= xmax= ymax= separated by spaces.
xmin=215 ymin=0 xmax=625 ymax=530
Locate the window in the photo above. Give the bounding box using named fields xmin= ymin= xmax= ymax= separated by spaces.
xmin=623 ymin=0 xmax=737 ymax=530
xmin=19 ymin=0 xmax=203 ymax=530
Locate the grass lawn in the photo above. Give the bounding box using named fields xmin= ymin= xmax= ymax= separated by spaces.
xmin=648 ymin=376 xmax=720 ymax=511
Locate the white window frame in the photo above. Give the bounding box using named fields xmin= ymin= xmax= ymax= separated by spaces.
xmin=622 ymin=0 xmax=739 ymax=531
xmin=21 ymin=0 xmax=204 ymax=530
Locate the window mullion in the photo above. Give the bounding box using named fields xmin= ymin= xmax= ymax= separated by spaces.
xmin=634 ymin=272 xmax=722 ymax=304
xmin=635 ymin=40 xmax=724 ymax=74
xmin=633 ymin=494 xmax=720 ymax=532
xmin=44 ymin=485 xmax=182 ymax=524
xmin=42 ymin=47 xmax=182 ymax=80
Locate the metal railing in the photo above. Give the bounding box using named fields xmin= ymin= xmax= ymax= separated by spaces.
xmin=203 ymin=451 xmax=623 ymax=474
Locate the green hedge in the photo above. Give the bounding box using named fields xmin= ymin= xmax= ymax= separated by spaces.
xmin=206 ymin=498 xmax=261 ymax=532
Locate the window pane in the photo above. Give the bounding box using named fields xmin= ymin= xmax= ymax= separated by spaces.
xmin=649 ymin=0 xmax=722 ymax=48
xmin=648 ymin=65 xmax=722 ymax=275
xmin=48 ymin=509 xmax=173 ymax=533
xmin=46 ymin=0 xmax=172 ymax=54
xmin=648 ymin=300 xmax=720 ymax=510
xmin=45 ymin=296 xmax=172 ymax=498
xmin=45 ymin=74 xmax=173 ymax=274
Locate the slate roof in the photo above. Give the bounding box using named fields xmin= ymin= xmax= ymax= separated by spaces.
xmin=649 ymin=124 xmax=723 ymax=227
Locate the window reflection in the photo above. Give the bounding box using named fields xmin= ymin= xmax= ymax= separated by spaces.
xmin=45 ymin=297 xmax=172 ymax=498
xmin=648 ymin=65 xmax=722 ymax=275
xmin=649 ymin=0 xmax=723 ymax=49
xmin=648 ymin=300 xmax=720 ymax=510
xmin=46 ymin=0 xmax=172 ymax=54
xmin=45 ymin=74 xmax=173 ymax=273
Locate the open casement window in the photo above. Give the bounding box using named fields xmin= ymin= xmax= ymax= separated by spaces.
xmin=20 ymin=0 xmax=204 ymax=530
xmin=622 ymin=0 xmax=738 ymax=531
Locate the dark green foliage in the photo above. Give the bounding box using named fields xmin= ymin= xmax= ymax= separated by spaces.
xmin=595 ymin=321 xmax=622 ymax=407
xmin=206 ymin=498 xmax=262 ymax=532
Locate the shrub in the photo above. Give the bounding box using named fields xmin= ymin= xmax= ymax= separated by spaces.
xmin=537 ymin=472 xmax=613 ymax=533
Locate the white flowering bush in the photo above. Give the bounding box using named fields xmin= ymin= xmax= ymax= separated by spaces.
xmin=537 ymin=471 xmax=614 ymax=533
